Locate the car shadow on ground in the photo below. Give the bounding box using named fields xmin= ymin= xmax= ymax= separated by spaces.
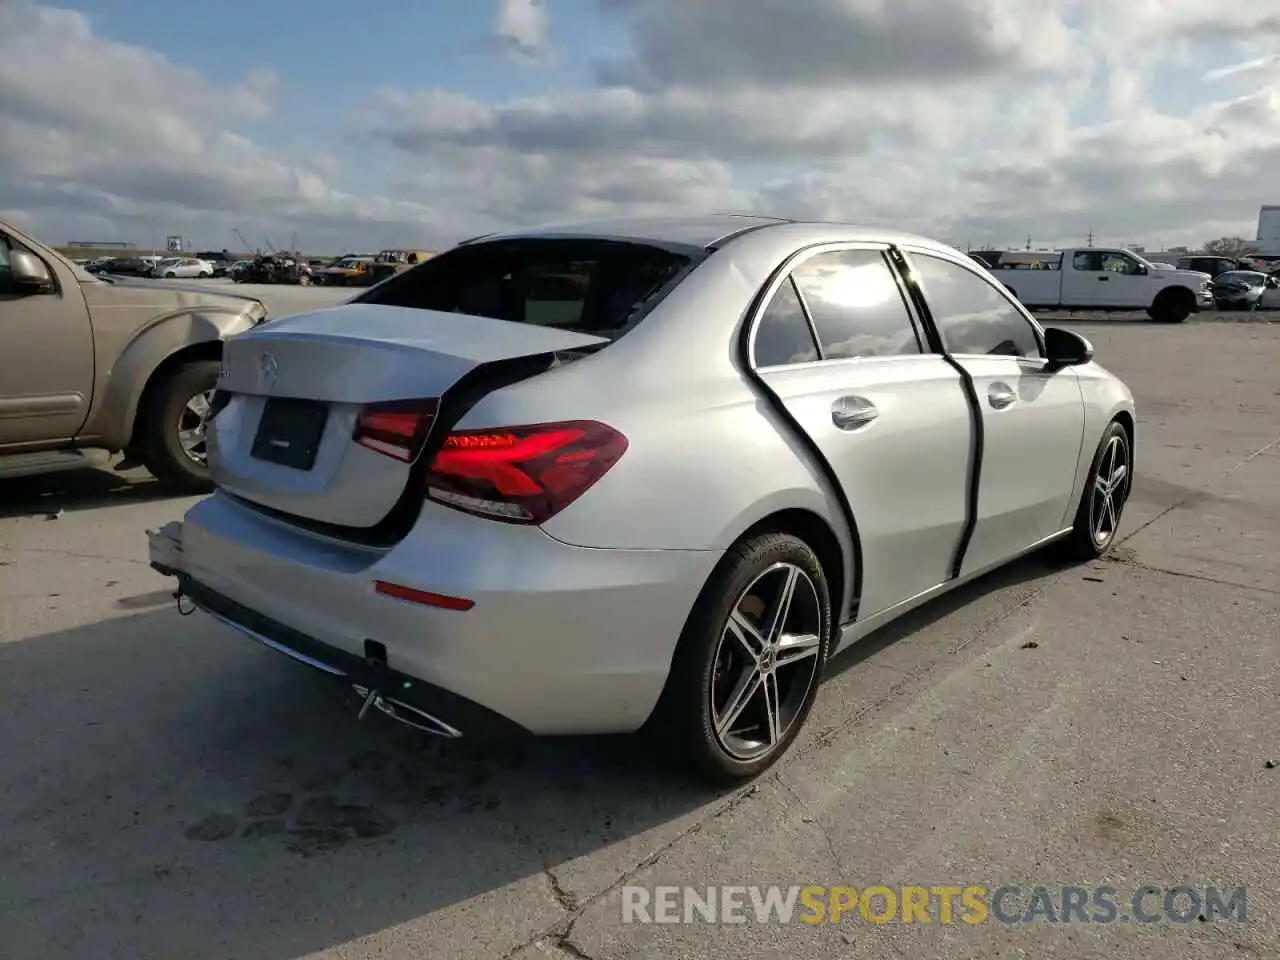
xmin=0 ymin=548 xmax=1066 ymax=959
xmin=0 ymin=466 xmax=181 ymax=519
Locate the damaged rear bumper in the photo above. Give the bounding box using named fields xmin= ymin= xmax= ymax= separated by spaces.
xmin=147 ymin=521 xmax=531 ymax=740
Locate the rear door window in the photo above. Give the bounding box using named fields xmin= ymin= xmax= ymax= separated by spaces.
xmin=789 ymin=249 xmax=923 ymax=359
xmin=356 ymin=240 xmax=695 ymax=337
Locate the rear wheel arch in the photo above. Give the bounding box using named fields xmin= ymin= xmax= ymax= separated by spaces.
xmin=726 ymin=506 xmax=858 ymax=640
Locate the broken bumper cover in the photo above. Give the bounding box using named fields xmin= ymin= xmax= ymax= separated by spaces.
xmin=147 ymin=522 xmax=531 ymax=740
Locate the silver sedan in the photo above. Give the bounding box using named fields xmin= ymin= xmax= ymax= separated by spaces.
xmin=148 ymin=215 xmax=1136 ymax=784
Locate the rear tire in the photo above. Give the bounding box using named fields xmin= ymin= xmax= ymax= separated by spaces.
xmin=1147 ymin=288 xmax=1194 ymax=323
xmin=1056 ymin=420 xmax=1132 ymax=562
xmin=140 ymin=360 xmax=220 ymax=494
xmin=651 ymin=532 xmax=831 ymax=786
xmin=164 ymin=271 xmax=176 ymax=279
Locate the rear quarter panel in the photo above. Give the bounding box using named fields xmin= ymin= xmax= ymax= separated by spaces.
xmin=467 ymin=357 xmax=847 ymax=554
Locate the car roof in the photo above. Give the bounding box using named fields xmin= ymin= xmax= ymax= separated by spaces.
xmin=459 ymin=214 xmax=959 ymax=256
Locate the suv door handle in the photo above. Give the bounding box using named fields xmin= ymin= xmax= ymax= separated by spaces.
xmin=831 ymin=396 xmax=878 ymax=430
xmin=988 ymin=383 xmax=1017 ymax=409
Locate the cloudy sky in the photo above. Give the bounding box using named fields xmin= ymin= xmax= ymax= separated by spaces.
xmin=1 ymin=0 xmax=1277 ymax=254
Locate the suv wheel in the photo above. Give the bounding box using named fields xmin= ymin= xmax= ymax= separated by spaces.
xmin=140 ymin=359 xmax=220 ymax=493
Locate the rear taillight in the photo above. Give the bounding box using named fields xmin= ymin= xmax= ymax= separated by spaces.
xmin=353 ymin=399 xmax=438 ymax=463
xmin=424 ymin=420 xmax=627 ymax=525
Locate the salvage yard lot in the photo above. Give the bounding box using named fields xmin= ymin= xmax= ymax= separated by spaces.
xmin=0 ymin=319 xmax=1276 ymax=960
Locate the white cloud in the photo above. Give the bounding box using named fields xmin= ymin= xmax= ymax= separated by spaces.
xmin=2 ymin=0 xmax=1278 ymax=254
xmin=492 ymin=0 xmax=554 ymax=62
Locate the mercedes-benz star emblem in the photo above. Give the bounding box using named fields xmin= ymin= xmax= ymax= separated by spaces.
xmin=258 ymin=352 xmax=279 ymax=389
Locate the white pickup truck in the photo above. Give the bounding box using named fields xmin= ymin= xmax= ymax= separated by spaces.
xmin=983 ymin=248 xmax=1213 ymax=322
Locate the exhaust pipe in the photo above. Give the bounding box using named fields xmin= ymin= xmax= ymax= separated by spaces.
xmin=351 ymin=685 xmax=462 ymax=738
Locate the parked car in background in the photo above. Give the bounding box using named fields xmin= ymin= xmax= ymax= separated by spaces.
xmin=314 ymin=255 xmax=375 ymax=286
xmin=1175 ymin=256 xmax=1244 ymax=279
xmin=87 ymin=257 xmax=156 ymax=277
xmin=0 ymin=218 xmax=268 ymax=490
xmin=988 ymin=247 xmax=1212 ymax=322
xmin=146 ymin=215 xmax=1136 ymax=784
xmin=1210 ymin=270 xmax=1280 ymax=310
xmin=152 ymin=257 xmax=214 ymax=279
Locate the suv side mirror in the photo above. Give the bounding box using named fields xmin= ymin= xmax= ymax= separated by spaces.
xmin=1043 ymin=326 xmax=1094 ymax=369
xmin=10 ymin=250 xmax=54 ymax=294
xmin=1134 ymin=263 xmax=1148 ymax=275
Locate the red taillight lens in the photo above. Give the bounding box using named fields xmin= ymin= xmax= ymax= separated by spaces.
xmin=353 ymin=399 xmax=438 ymax=463
xmin=425 ymin=420 xmax=628 ymax=525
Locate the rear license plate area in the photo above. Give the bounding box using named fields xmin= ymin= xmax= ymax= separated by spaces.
xmin=250 ymin=398 xmax=328 ymax=470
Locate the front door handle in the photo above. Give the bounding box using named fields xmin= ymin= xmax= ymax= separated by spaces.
xmin=831 ymin=396 xmax=878 ymax=430
xmin=1098 ymin=275 xmax=1109 ymax=281
xmin=988 ymin=383 xmax=1017 ymax=409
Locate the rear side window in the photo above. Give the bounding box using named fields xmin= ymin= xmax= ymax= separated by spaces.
xmin=355 ymin=239 xmax=694 ymax=338
xmin=790 ymin=249 xmax=922 ymax=359
xmin=753 ymin=277 xmax=819 ymax=366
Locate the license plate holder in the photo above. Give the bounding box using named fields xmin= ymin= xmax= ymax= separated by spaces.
xmin=250 ymin=398 xmax=328 ymax=470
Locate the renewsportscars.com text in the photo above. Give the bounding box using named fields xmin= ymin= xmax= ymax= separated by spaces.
xmin=621 ymin=884 xmax=1247 ymax=925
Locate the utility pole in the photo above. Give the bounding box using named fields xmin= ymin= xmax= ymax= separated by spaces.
xmin=1025 ymin=234 xmax=1031 ymax=251
xmin=1086 ymin=230 xmax=1094 ymax=247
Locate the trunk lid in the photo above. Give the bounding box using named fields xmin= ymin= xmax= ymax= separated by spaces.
xmin=208 ymin=304 xmax=608 ymax=530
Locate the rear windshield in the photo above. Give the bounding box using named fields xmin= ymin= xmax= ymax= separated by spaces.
xmin=352 ymin=238 xmax=696 ymax=338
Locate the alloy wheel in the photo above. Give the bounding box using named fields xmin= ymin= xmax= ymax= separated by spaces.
xmin=710 ymin=562 xmax=824 ymax=761
xmin=1089 ymin=433 xmax=1129 ymax=546
xmin=178 ymin=389 xmax=215 ymax=465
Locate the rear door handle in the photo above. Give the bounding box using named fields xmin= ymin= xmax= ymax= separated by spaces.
xmin=988 ymin=383 xmax=1017 ymax=409
xmin=831 ymin=396 xmax=878 ymax=430
xmin=1098 ymin=275 xmax=1109 ymax=281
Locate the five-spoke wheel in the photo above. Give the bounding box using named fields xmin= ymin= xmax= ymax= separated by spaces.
xmin=655 ymin=532 xmax=832 ymax=785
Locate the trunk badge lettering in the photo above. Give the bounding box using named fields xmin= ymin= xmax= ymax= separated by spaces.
xmin=258 ymin=352 xmax=279 ymax=389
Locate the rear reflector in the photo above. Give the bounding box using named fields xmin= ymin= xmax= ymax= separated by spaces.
xmin=424 ymin=420 xmax=627 ymax=525
xmin=353 ymin=398 xmax=438 ymax=463
xmin=374 ymin=580 xmax=474 ymax=612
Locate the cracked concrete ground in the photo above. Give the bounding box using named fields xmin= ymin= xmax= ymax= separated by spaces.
xmin=0 ymin=318 xmax=1276 ymax=960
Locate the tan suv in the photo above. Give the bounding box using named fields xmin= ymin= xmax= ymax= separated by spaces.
xmin=0 ymin=220 xmax=268 ymax=492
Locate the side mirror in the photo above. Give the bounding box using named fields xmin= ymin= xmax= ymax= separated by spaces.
xmin=1267 ymin=277 xmax=1279 ymax=289
xmin=1134 ymin=264 xmax=1148 ymax=275
xmin=10 ymin=250 xmax=54 ymax=294
xmin=1043 ymin=326 xmax=1094 ymax=369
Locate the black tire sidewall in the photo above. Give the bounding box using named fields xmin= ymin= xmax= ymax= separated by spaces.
xmin=662 ymin=532 xmax=832 ymax=784
xmin=141 ymin=360 xmax=220 ymax=493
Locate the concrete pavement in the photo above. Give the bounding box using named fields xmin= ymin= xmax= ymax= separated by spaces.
xmin=0 ymin=319 xmax=1276 ymax=959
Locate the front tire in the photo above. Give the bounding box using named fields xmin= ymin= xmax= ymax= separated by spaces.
xmin=164 ymin=271 xmax=176 ymax=279
xmin=1147 ymin=288 xmax=1193 ymax=323
xmin=139 ymin=359 xmax=221 ymax=494
xmin=653 ymin=532 xmax=831 ymax=785
xmin=1057 ymin=420 xmax=1132 ymax=561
